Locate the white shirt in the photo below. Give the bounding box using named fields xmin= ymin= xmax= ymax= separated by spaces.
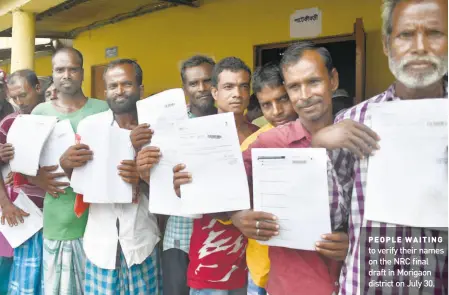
xmin=83 ymin=190 xmax=160 ymax=269
xmin=81 ymin=110 xmax=160 ymax=269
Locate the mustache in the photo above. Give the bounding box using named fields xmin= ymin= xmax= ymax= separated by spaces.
xmin=110 ymin=93 xmax=140 ymax=102
xmin=295 ymin=96 xmax=323 ymax=109
xmin=196 ymin=93 xmax=212 ymax=99
xmin=399 ymin=55 xmax=442 ymax=69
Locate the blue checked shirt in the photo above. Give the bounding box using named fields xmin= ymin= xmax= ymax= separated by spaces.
xmin=163 ymin=107 xmax=195 ymax=253
xmin=163 ymin=216 xmax=194 ymax=253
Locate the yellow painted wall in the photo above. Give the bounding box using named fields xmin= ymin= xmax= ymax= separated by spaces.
xmin=2 ymin=54 xmax=52 ymax=76
xmin=34 ymin=55 xmax=52 ymax=76
xmin=73 ymin=0 xmax=394 ymax=99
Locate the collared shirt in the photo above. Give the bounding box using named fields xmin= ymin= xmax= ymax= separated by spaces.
xmin=82 ymin=110 xmax=160 ymax=270
xmin=332 ymin=82 xmax=448 ymax=295
xmin=163 ymin=108 xmax=196 ymax=253
xmin=83 ymin=189 xmax=160 ymax=269
xmin=242 ymin=119 xmax=346 ymax=295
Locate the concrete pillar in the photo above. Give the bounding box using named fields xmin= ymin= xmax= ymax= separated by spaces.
xmin=10 ymin=9 xmax=35 ymax=72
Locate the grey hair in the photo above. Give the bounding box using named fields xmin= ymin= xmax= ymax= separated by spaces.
xmin=382 ymin=0 xmax=406 ymax=42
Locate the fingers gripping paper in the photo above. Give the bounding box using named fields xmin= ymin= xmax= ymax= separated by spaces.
xmin=0 ymin=190 xmax=43 ymax=248
xmin=7 ymin=115 xmax=58 ymax=176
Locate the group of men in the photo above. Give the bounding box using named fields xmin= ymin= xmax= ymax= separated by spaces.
xmin=0 ymin=0 xmax=447 ymax=294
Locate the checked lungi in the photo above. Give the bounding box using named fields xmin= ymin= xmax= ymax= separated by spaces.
xmin=84 ymin=246 xmax=162 ymax=295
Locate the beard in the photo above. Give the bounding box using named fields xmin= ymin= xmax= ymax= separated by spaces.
xmin=191 ymin=93 xmax=215 ymax=112
xmin=388 ymin=52 xmax=448 ymax=89
xmin=107 ymin=93 xmax=140 ymax=114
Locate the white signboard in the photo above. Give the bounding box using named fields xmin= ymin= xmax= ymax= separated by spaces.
xmin=290 ymin=7 xmax=322 ymax=39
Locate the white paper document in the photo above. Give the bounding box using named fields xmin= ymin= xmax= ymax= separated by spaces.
xmin=252 ymin=148 xmax=331 ymax=251
xmin=0 ymin=190 xmax=43 ymax=248
xmin=366 ymin=99 xmax=448 ymax=228
xmin=39 ymin=120 xmax=74 ymax=188
xmin=179 ymin=112 xmax=251 ymax=214
xmin=71 ymin=123 xmax=134 ymax=203
xmin=137 ymin=89 xmax=198 ymax=217
xmin=137 ymin=88 xmax=188 ymax=127
xmin=7 ymin=114 xmax=58 ymax=176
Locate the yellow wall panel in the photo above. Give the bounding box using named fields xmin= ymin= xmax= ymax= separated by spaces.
xmin=34 ymin=55 xmax=52 ymax=77
xmin=67 ymin=0 xmax=394 ymax=99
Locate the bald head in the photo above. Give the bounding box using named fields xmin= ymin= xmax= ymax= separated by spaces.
xmin=51 ymin=47 xmax=84 ymax=96
xmin=52 ymin=47 xmax=83 ymax=68
xmin=7 ymin=69 xmax=42 ymax=114
xmin=7 ymin=69 xmax=39 ymax=89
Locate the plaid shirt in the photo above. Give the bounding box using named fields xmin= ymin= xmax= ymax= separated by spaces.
xmin=163 ymin=216 xmax=193 ymax=253
xmin=163 ymin=108 xmax=196 ymax=253
xmin=332 ymin=82 xmax=448 ymax=295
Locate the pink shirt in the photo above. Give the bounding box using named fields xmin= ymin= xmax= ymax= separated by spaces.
xmin=243 ymin=119 xmax=344 ymax=295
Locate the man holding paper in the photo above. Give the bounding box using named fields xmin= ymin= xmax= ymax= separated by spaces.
xmin=0 ymin=69 xmax=48 ymax=294
xmin=135 ymin=55 xmax=217 ymax=295
xmin=242 ymin=62 xmax=298 ymax=295
xmin=312 ymin=0 xmax=448 ymax=293
xmin=77 ymin=59 xmax=161 ymax=294
xmin=0 ymin=69 xmax=15 ymax=295
xmin=172 ymin=57 xmax=257 ymax=295
xmin=165 ymin=55 xmax=216 ymax=295
xmin=234 ymin=43 xmax=353 ymax=295
xmin=32 ymin=47 xmax=109 ymax=294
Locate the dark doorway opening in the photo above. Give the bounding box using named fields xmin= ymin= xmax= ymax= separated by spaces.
xmin=253 ymin=18 xmax=367 ymax=116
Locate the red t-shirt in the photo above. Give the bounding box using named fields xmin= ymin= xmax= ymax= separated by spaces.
xmin=187 ymin=214 xmax=247 ymax=290
xmin=242 ymin=119 xmax=342 ymax=295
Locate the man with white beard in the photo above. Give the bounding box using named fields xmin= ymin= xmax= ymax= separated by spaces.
xmin=311 ymin=0 xmax=448 ymax=294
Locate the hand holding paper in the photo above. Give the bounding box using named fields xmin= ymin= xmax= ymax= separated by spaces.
xmin=0 ymin=201 xmax=29 ymax=227
xmin=179 ymin=112 xmax=251 ymax=214
xmin=130 ymin=124 xmax=154 ymax=150
xmin=136 ymin=146 xmax=161 ymax=183
xmin=39 ymin=120 xmax=74 ymax=187
xmin=0 ymin=143 xmax=14 ymax=163
xmin=252 ymin=148 xmax=331 ymax=251
xmin=315 ymin=232 xmax=349 ymax=261
xmin=136 ymin=89 xmax=194 ymax=217
xmin=230 ymin=209 xmax=279 ymax=241
xmin=71 ymin=121 xmax=134 ymax=204
xmin=7 ymin=114 xmax=58 ymax=176
xmin=0 ymin=190 xmax=43 ymax=248
xmin=172 ymin=163 xmax=191 ymax=198
xmin=29 ymin=165 xmax=69 ymax=198
xmin=118 ymin=160 xmax=140 ymax=185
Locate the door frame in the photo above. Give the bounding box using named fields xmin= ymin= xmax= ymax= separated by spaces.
xmin=253 ymin=18 xmax=366 ymax=103
xmin=91 ymin=63 xmax=108 ymax=100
